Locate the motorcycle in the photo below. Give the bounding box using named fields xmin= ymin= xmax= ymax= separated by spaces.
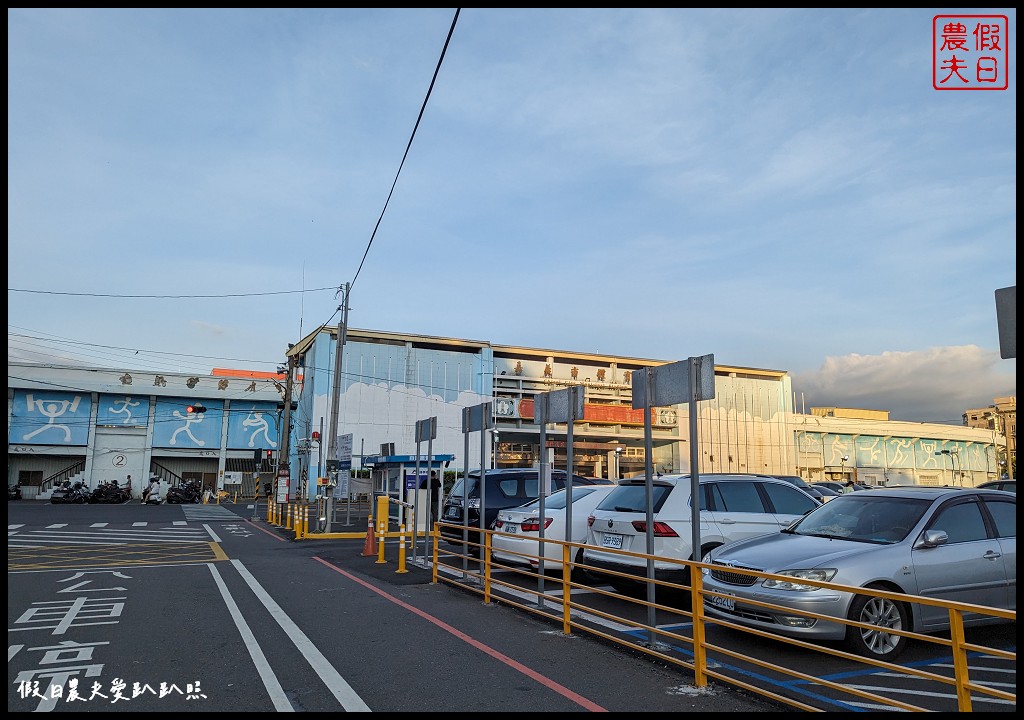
xmin=143 ymin=479 xmax=163 ymax=505
xmin=51 ymin=480 xmax=79 ymax=504
xmin=8 ymin=483 xmax=22 ymax=501
xmin=166 ymin=479 xmax=202 ymax=504
xmin=88 ymin=480 xmax=132 ymax=504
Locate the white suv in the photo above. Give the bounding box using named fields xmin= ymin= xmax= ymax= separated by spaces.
xmin=582 ymin=473 xmax=819 ymax=594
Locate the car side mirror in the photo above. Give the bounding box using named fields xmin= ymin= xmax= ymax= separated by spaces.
xmin=916 ymin=529 xmax=948 ymax=549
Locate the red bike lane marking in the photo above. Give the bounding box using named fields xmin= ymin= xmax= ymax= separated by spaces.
xmin=312 ymin=556 xmax=608 ymax=712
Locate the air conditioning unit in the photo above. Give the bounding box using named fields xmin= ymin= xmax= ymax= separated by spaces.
xmin=380 ymin=443 xmax=395 ymax=457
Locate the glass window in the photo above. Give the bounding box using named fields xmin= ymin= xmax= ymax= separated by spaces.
xmin=595 ymin=483 xmax=671 ymax=513
xmin=496 ymin=478 xmax=520 ymax=499
xmin=762 ymin=482 xmax=819 ymax=515
xmin=983 ymin=498 xmax=1016 ymax=538
xmin=929 ymin=501 xmax=988 ymax=543
xmin=709 ymin=481 xmax=764 ymax=513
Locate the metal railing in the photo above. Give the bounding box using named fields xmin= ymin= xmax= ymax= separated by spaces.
xmin=431 ymin=521 xmax=1016 ymax=713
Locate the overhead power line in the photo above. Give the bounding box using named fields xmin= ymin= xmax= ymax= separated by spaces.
xmin=8 ymin=286 xmax=340 ymax=299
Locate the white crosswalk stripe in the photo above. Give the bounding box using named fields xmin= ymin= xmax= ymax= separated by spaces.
xmin=8 ymin=524 xmax=211 ymax=547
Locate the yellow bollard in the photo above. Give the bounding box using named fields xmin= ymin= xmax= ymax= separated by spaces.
xmin=376 ymin=495 xmax=388 ymax=565
xmin=286 ymin=503 xmax=293 ymax=530
xmin=295 ymin=504 xmax=303 ymax=540
xmin=396 ymin=524 xmax=408 ymax=573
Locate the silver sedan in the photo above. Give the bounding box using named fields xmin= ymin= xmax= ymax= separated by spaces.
xmin=701 ymin=486 xmax=1015 ymax=661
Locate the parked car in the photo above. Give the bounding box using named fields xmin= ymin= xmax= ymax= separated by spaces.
xmin=439 ymin=468 xmax=610 ymax=552
xmin=810 ymin=484 xmax=841 ymax=502
xmin=492 ymin=484 xmax=617 ymax=580
xmin=582 ymin=473 xmax=820 ymax=595
xmin=977 ymin=479 xmax=1016 ymax=493
xmin=701 ymin=486 xmax=1016 ymax=661
xmin=814 ymin=481 xmax=872 ymax=494
xmin=771 ymin=475 xmax=826 ymax=503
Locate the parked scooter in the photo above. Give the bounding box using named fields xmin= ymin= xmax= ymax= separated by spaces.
xmin=8 ymin=483 xmax=22 ymax=501
xmin=51 ymin=480 xmax=87 ymax=504
xmin=165 ymin=479 xmax=202 ymax=504
xmin=88 ymin=480 xmax=132 ymax=504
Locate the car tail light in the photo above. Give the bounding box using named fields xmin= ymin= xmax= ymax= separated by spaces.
xmin=631 ymin=521 xmax=679 ymax=537
xmin=587 ymin=515 xmax=596 ymax=526
xmin=494 ymin=519 xmax=504 ymax=529
xmin=520 ymin=517 xmax=553 ymax=532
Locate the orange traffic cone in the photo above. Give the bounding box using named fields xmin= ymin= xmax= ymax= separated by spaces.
xmin=361 ymin=515 xmax=377 ymax=557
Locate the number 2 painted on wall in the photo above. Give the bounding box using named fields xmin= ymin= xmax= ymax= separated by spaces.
xmin=112 ymin=454 xmax=127 ymax=467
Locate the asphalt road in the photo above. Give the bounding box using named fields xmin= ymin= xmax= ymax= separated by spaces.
xmin=8 ymin=499 xmax=784 ymax=713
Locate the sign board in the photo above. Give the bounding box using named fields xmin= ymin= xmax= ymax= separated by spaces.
xmin=415 ymin=417 xmax=437 ymax=443
xmin=276 ymin=476 xmax=289 ymax=503
xmin=462 ymin=402 xmax=493 ymax=433
xmin=405 ymin=470 xmax=428 ymax=490
xmin=995 ymin=286 xmax=1016 ymax=359
xmin=631 ymin=354 xmax=715 ymax=409
xmin=337 ymin=433 xmax=354 ymax=471
xmin=537 ymin=386 xmax=584 ymax=424
xmin=332 ymin=472 xmax=349 ymax=500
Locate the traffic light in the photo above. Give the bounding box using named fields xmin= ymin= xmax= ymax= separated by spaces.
xmin=266 ymin=449 xmax=273 ymax=460
xmin=253 ymin=448 xmax=263 ymax=462
xmin=186 ymin=403 xmax=207 ymax=414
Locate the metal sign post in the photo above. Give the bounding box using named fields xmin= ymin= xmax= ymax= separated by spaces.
xmin=413 ymin=417 xmax=437 ymax=564
xmin=532 ymin=386 xmax=584 ymax=607
xmin=461 ymin=402 xmax=492 ymax=578
xmin=631 ymin=354 xmax=714 ymax=647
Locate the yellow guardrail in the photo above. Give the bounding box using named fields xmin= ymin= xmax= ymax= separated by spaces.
xmin=432 ymin=520 xmax=1016 ymax=713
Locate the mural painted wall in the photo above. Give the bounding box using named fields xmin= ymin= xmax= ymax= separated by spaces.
xmin=9 ymin=390 xmax=92 ymax=446
xmin=97 ymin=394 xmax=151 ymax=427
xmin=152 ymin=398 xmax=224 ymax=449
xmin=226 ymin=402 xmax=280 ymax=450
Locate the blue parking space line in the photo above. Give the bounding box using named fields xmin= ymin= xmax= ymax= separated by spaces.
xmin=619 ymin=625 xmax=872 ymax=712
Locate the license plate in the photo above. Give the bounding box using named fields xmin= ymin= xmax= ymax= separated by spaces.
xmin=708 ymin=592 xmax=735 ymax=612
xmin=602 ymin=533 xmax=623 ymax=549
xmin=444 ymin=507 xmax=460 ymax=519
xmin=503 ymin=524 xmax=517 ymax=534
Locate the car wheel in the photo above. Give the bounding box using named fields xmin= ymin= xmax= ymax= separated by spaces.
xmin=843 ymin=588 xmax=909 ymax=661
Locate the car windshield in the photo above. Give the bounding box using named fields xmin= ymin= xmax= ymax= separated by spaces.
xmin=519 ymin=487 xmax=598 ymax=511
xmin=789 ymin=495 xmax=931 ymax=544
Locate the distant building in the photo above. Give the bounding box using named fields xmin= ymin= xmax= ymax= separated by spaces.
xmin=963 ymin=396 xmax=1016 ymax=478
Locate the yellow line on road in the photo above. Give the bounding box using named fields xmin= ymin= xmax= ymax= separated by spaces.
xmin=7 ymin=542 xmax=228 ymax=572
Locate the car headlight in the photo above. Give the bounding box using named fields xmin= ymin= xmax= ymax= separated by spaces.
xmin=761 ymin=568 xmax=836 ymax=591
xmin=467 ymin=498 xmax=480 ymax=509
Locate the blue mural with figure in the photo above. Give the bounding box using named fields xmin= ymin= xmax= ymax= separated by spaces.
xmin=98 ymin=394 xmax=151 ymax=427
xmin=227 ymin=402 xmax=280 ymax=450
xmin=9 ymin=390 xmax=92 ymax=446
xmin=152 ymin=398 xmax=224 ymax=448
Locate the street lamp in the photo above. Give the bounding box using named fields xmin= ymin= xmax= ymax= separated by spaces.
xmin=491 ymin=429 xmax=500 ymax=469
xmin=614 ymin=446 xmax=623 ymax=480
xmin=934 ymin=449 xmax=961 ymax=486
xmin=840 ymin=455 xmax=849 ymax=481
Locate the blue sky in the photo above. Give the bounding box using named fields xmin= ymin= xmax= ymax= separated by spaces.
xmin=7 ymin=8 xmax=1016 ymax=424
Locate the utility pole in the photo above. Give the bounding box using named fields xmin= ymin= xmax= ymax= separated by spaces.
xmin=280 ymin=351 xmax=297 ymax=501
xmin=326 ymin=283 xmax=350 ymax=532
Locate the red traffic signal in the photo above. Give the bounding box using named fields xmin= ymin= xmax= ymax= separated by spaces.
xmin=186 ymin=403 xmax=207 ymax=414
xmin=266 ymin=449 xmax=273 ymax=459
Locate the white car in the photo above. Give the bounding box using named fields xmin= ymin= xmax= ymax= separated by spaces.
xmin=582 ymin=473 xmax=819 ymax=595
xmin=492 ymin=484 xmax=617 ymax=580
